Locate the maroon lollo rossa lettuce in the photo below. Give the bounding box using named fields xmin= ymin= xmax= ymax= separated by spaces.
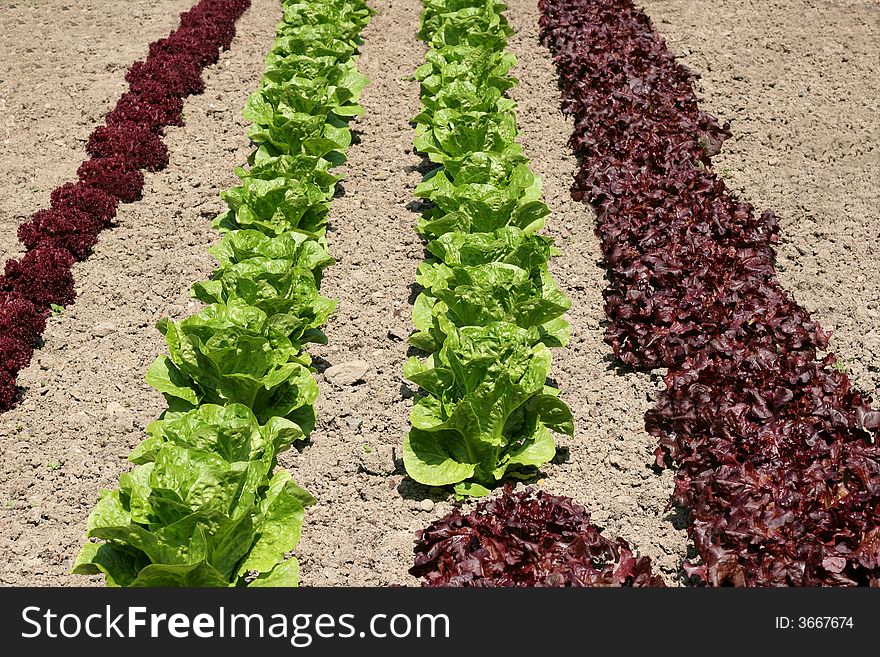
xmin=126 ymin=55 xmax=206 ymax=97
xmin=411 ymin=486 xmax=664 ymax=587
xmin=0 ymin=292 xmax=47 ymax=347
xmin=149 ymin=31 xmax=223 ymax=67
xmin=77 ymin=157 xmax=146 ymax=203
xmin=0 ymin=336 xmax=33 ymax=374
xmin=106 ymin=89 xmax=185 ymax=132
xmin=0 ymin=0 xmax=253 ymax=411
xmin=50 ymin=182 xmax=118 ymax=226
xmin=1 ymin=245 xmax=76 ymax=308
xmin=18 ymin=208 xmax=104 ymax=260
xmin=539 ymin=0 xmax=880 ymax=586
xmin=85 ymin=122 xmax=170 ymax=172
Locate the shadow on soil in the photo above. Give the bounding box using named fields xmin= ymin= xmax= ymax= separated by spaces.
xmin=310 ymin=354 xmax=332 ymax=374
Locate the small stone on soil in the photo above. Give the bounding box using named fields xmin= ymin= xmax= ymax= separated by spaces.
xmin=92 ymin=322 xmax=117 ymax=337
xmin=105 ymin=401 xmax=126 ymax=415
xmin=324 ymin=360 xmax=371 ymax=386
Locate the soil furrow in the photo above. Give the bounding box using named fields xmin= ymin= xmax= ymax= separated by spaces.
xmin=288 ymin=0 xmax=431 ymax=587
xmin=504 ymin=0 xmax=688 ymax=581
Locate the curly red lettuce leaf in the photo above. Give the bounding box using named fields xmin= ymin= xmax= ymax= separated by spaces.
xmin=411 ymin=486 xmax=664 ymax=587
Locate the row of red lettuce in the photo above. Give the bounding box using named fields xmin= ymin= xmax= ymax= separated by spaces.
xmin=539 ymin=0 xmax=879 ymax=586
xmin=0 ymin=0 xmax=252 ymax=410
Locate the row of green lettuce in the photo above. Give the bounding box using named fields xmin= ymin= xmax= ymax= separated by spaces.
xmin=72 ymin=0 xmax=372 ymax=587
xmin=402 ymin=0 xmax=574 ymax=497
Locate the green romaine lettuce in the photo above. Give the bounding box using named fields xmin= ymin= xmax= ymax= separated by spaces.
xmin=403 ymin=0 xmax=574 ymax=495
xmin=403 ymin=323 xmax=573 ymax=495
xmin=146 ymin=301 xmax=319 ymax=427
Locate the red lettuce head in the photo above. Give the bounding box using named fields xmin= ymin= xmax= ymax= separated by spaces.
xmin=77 ymin=157 xmax=145 ymax=203
xmin=1 ymin=245 xmax=76 ymax=308
xmin=86 ymin=121 xmax=169 ymax=172
xmin=411 ymin=486 xmax=664 ymax=587
xmin=50 ymin=182 xmax=117 ymax=226
xmin=18 ymin=208 xmax=103 ymax=260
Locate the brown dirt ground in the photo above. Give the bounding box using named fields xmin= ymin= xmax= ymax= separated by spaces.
xmin=0 ymin=0 xmax=877 ymax=587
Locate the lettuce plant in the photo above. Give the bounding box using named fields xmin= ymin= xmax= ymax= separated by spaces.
xmin=74 ymin=404 xmax=314 ymax=587
xmin=541 ymin=0 xmax=880 ymax=586
xmin=191 ymin=259 xmax=336 ymax=334
xmin=412 ymin=486 xmax=664 ymax=587
xmin=86 ymin=122 xmax=170 ymax=172
xmin=146 ymin=301 xmax=320 ymax=426
xmin=417 ymin=46 xmax=517 ymax=98
xmin=50 ymin=182 xmax=118 ymax=226
xmin=77 ymin=157 xmax=145 ymax=203
xmin=75 ymin=0 xmax=373 ymax=586
xmin=405 ymin=0 xmax=572 ymax=496
xmin=410 ymin=262 xmax=570 ymax=352
xmin=404 ymin=322 xmax=572 ymax=496
xmin=18 ymin=208 xmax=103 ymax=260
xmin=213 ymin=150 xmax=345 ymax=238
xmin=1 ymin=245 xmax=76 ymax=308
xmin=107 ymin=89 xmax=185 ymax=131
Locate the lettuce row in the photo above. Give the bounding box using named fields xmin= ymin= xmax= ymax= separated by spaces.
xmin=403 ymin=0 xmax=574 ymax=497
xmin=74 ymin=0 xmax=372 ymax=587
